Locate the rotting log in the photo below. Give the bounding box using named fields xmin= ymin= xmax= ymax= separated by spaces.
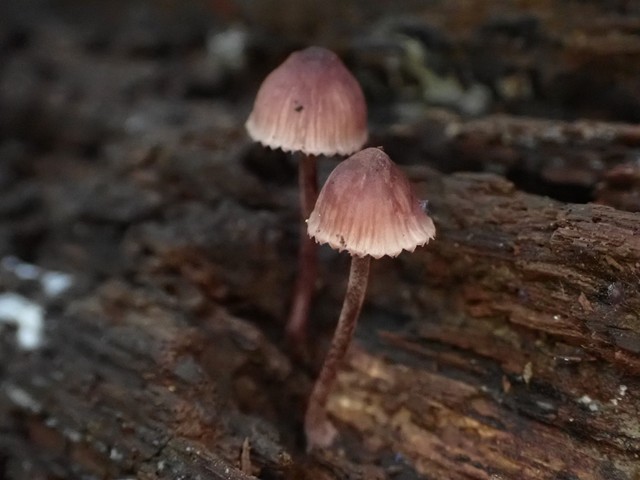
xmin=378 ymin=111 xmax=640 ymax=209
xmin=0 ymin=281 xmax=298 ymax=480
xmin=1 ymin=1 xmax=640 ymax=479
xmin=2 ymin=162 xmax=640 ymax=479
xmin=331 ymin=171 xmax=640 ymax=479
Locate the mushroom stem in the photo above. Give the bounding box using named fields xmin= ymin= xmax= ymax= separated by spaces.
xmin=286 ymin=154 xmax=318 ymax=342
xmin=304 ymin=255 xmax=371 ymax=449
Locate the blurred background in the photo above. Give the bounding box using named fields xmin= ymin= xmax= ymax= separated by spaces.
xmin=3 ymin=0 xmax=640 ymax=210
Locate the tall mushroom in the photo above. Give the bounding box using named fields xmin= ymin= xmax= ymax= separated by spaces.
xmin=246 ymin=46 xmax=367 ymax=342
xmin=304 ymin=147 xmax=436 ymax=449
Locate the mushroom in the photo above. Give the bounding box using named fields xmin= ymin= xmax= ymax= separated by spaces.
xmin=304 ymin=147 xmax=436 ymax=449
xmin=246 ymin=46 xmax=367 ymax=342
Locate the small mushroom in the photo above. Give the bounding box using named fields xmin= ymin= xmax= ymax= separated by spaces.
xmin=304 ymin=147 xmax=436 ymax=449
xmin=246 ymin=46 xmax=368 ymax=342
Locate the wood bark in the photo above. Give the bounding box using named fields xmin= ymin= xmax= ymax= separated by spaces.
xmin=2 ymin=165 xmax=639 ymax=479
xmin=1 ymin=1 xmax=640 ymax=479
xmin=379 ymin=111 xmax=640 ymax=209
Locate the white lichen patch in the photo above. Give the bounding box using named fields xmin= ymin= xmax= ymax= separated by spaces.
xmin=2 ymin=255 xmax=74 ymax=297
xmin=207 ymin=26 xmax=249 ymax=72
xmin=41 ymin=271 xmax=74 ymax=297
xmin=610 ymin=385 xmax=629 ymax=406
xmin=0 ymin=292 xmax=44 ymax=350
xmin=4 ymin=384 xmax=42 ymax=413
xmin=577 ymin=394 xmax=599 ymax=412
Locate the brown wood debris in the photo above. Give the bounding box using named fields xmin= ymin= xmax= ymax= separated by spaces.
xmin=1 ymin=1 xmax=640 ymax=479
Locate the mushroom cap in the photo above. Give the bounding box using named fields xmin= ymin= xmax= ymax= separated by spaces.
xmin=245 ymin=46 xmax=367 ymax=156
xmin=307 ymin=148 xmax=436 ymax=258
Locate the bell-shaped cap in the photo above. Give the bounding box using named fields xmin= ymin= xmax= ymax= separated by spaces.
xmin=246 ymin=46 xmax=367 ymax=156
xmin=307 ymin=148 xmax=436 ymax=258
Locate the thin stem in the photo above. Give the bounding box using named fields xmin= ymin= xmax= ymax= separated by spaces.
xmin=286 ymin=154 xmax=318 ymax=342
xmin=305 ymin=255 xmax=371 ymax=449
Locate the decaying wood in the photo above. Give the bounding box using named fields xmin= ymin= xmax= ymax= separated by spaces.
xmin=330 ymin=172 xmax=640 ymax=479
xmin=2 ymin=1 xmax=640 ymax=479
xmin=379 ymin=111 xmax=640 ymax=208
xmin=2 ymin=162 xmax=639 ymax=478
xmin=0 ymin=281 xmax=299 ymax=480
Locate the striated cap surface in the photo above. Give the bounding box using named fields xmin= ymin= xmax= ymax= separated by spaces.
xmin=307 ymin=148 xmax=435 ymax=258
xmin=246 ymin=46 xmax=367 ymax=156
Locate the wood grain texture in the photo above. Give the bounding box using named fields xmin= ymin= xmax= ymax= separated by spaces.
xmin=1 ymin=1 xmax=640 ymax=479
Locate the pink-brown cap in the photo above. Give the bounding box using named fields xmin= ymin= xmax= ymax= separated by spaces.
xmin=245 ymin=46 xmax=368 ymax=156
xmin=307 ymin=148 xmax=436 ymax=258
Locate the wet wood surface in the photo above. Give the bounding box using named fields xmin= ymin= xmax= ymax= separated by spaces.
xmin=1 ymin=1 xmax=640 ymax=479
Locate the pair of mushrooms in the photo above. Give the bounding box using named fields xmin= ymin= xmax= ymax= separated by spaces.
xmin=246 ymin=47 xmax=436 ymax=449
